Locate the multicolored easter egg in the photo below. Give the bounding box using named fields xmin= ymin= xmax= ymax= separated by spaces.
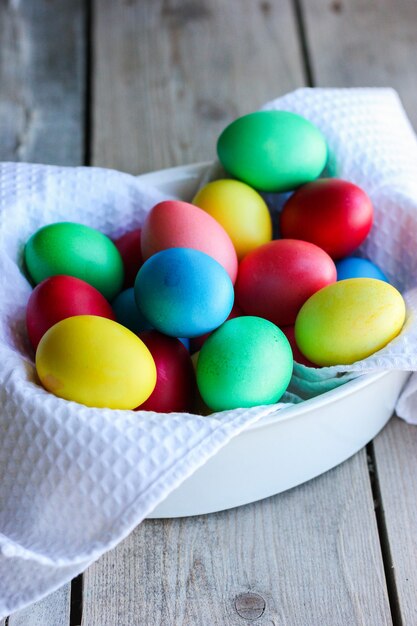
xmin=135 ymin=248 xmax=234 ymax=338
xmin=112 ymin=288 xmax=152 ymax=334
xmin=25 ymin=222 xmax=124 ymax=300
xmin=217 ymin=111 xmax=327 ymax=192
xmin=235 ymin=239 xmax=336 ymax=326
xmin=36 ymin=316 xmax=156 ymax=409
xmin=294 ymin=278 xmax=406 ymax=366
xmin=114 ymin=228 xmax=143 ymax=288
xmin=137 ymin=331 xmax=195 ymax=413
xmin=196 ymin=316 xmax=293 ymax=411
xmin=141 ymin=200 xmax=238 ymax=283
xmin=26 ymin=275 xmax=115 ymax=349
xmin=336 ymin=256 xmax=388 ymax=282
xmin=192 ymin=179 xmax=272 ymax=259
xmin=280 ymin=179 xmax=373 ymax=259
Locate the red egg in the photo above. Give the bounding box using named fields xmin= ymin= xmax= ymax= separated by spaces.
xmin=280 ymin=179 xmax=373 ymax=259
xmin=235 ymin=239 xmax=336 ymax=326
xmin=141 ymin=200 xmax=238 ymax=283
xmin=281 ymin=325 xmax=315 ymax=367
xmin=26 ymin=275 xmax=116 ymax=349
xmin=114 ymin=228 xmax=143 ymax=287
xmin=190 ymin=303 xmax=244 ymax=353
xmin=137 ymin=331 xmax=195 ymax=413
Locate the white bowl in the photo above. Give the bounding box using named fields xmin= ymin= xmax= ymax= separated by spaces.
xmin=140 ymin=162 xmax=410 ymax=519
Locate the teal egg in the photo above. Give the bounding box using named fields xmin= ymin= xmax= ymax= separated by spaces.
xmin=24 ymin=222 xmax=124 ymax=300
xmin=217 ymin=111 xmax=327 ymax=192
xmin=196 ymin=316 xmax=293 ymax=411
xmin=112 ymin=288 xmax=153 ymax=334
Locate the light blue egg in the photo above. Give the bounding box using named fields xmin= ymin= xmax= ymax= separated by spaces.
xmin=336 ymin=257 xmax=388 ymax=282
xmin=135 ymin=248 xmax=234 ymax=338
xmin=112 ymin=288 xmax=153 ymax=334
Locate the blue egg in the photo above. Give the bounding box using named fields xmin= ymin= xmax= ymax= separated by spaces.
xmin=178 ymin=337 xmax=190 ymax=350
xmin=135 ymin=248 xmax=234 ymax=338
xmin=336 ymin=257 xmax=388 ymax=282
xmin=112 ymin=288 xmax=153 ymax=333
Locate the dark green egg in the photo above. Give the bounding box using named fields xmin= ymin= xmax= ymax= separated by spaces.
xmin=217 ymin=110 xmax=327 ymax=192
xmin=24 ymin=222 xmax=124 ymax=300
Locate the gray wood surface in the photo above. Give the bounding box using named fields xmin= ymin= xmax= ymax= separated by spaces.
xmin=0 ymin=0 xmax=85 ymax=623
xmin=92 ymin=0 xmax=305 ymax=174
xmin=83 ymin=450 xmax=391 ymax=626
xmin=303 ymin=2 xmax=417 ymax=624
xmin=7 ymin=585 xmax=71 ymax=626
xmin=373 ymin=418 xmax=417 ymax=626
xmin=300 ymin=0 xmax=417 ymax=127
xmin=0 ymin=0 xmax=85 ymax=165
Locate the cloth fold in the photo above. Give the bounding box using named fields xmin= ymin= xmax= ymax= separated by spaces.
xmin=1 ymin=87 xmax=417 ymax=616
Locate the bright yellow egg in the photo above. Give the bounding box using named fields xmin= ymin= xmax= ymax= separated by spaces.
xmin=192 ymin=179 xmax=272 ymax=260
xmin=36 ymin=315 xmax=156 ymax=409
xmin=294 ymin=278 xmax=406 ymax=366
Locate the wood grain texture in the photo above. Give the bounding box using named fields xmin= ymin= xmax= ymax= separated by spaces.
xmin=302 ymin=3 xmax=417 ymax=624
xmin=300 ymin=0 xmax=417 ymax=127
xmin=0 ymin=1 xmax=85 ymax=622
xmin=82 ymin=450 xmax=391 ymax=626
xmin=92 ymin=0 xmax=305 ymax=174
xmin=373 ymin=418 xmax=417 ymax=626
xmin=0 ymin=0 xmax=85 ymax=164
xmin=7 ymin=585 xmax=71 ymax=626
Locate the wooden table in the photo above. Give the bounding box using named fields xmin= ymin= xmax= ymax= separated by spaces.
xmin=1 ymin=1 xmax=417 ymax=624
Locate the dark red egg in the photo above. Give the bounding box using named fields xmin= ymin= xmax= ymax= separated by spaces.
xmin=280 ymin=178 xmax=373 ymax=260
xmin=190 ymin=303 xmax=243 ymax=353
xmin=26 ymin=275 xmax=116 ymax=349
xmin=281 ymin=325 xmax=315 ymax=367
xmin=114 ymin=228 xmax=143 ymax=287
xmin=235 ymin=239 xmax=336 ymax=326
xmin=137 ymin=331 xmax=195 ymax=413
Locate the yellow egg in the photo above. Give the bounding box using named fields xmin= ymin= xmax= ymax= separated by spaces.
xmin=36 ymin=315 xmax=156 ymax=409
xmin=294 ymin=278 xmax=406 ymax=366
xmin=192 ymin=179 xmax=272 ymax=260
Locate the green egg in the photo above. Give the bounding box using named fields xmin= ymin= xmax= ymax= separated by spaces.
xmin=217 ymin=110 xmax=327 ymax=192
xmin=24 ymin=222 xmax=124 ymax=300
xmin=196 ymin=316 xmax=293 ymax=411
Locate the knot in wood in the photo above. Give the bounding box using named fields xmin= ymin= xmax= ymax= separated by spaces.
xmin=234 ymin=592 xmax=266 ymax=620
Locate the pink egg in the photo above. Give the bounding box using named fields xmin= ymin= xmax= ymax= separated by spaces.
xmin=141 ymin=200 xmax=238 ymax=283
xmin=136 ymin=331 xmax=195 ymax=413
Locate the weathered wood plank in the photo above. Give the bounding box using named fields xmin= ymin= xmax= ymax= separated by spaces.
xmin=82 ymin=450 xmax=391 ymax=625
xmin=373 ymin=418 xmax=417 ymax=626
xmin=92 ymin=0 xmax=305 ymax=174
xmin=0 ymin=1 xmax=86 ymax=622
xmin=0 ymin=0 xmax=85 ymax=165
xmin=301 ymin=2 xmax=417 ymax=623
xmin=300 ymin=0 xmax=417 ymax=127
xmin=7 ymin=585 xmax=71 ymax=626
